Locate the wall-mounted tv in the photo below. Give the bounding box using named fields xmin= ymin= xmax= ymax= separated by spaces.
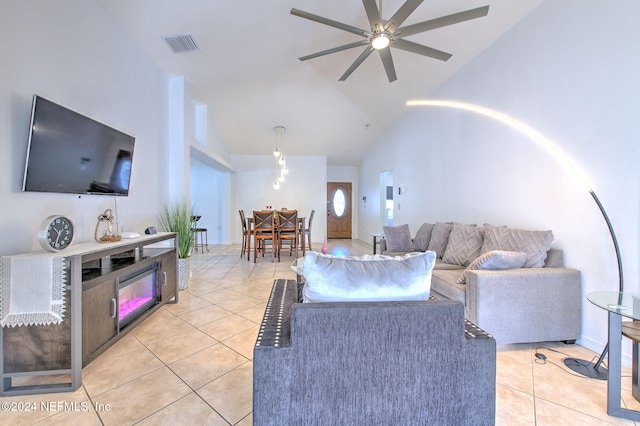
xmin=22 ymin=95 xmax=135 ymax=196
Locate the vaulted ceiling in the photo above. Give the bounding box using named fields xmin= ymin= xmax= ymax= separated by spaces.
xmin=99 ymin=0 xmax=543 ymax=166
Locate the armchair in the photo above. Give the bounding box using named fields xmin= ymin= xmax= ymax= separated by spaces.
xmin=253 ymin=279 xmax=496 ymax=425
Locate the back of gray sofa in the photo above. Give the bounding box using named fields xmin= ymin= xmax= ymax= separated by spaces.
xmin=254 ymin=279 xmax=496 ymax=425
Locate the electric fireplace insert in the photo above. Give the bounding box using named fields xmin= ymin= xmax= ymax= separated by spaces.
xmin=117 ymin=263 xmax=159 ymax=329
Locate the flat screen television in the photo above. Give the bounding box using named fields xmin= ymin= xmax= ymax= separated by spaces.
xmin=22 ymin=95 xmax=135 ymax=196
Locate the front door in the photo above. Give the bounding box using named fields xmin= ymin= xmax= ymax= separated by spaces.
xmin=327 ymin=182 xmax=352 ymax=239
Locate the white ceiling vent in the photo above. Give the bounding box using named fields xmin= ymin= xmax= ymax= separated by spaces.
xmin=164 ymin=34 xmax=199 ymax=53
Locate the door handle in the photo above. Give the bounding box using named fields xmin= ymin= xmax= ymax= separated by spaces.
xmin=110 ymin=297 xmax=117 ymax=319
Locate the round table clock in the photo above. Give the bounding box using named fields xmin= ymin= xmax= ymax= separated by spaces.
xmin=38 ymin=215 xmax=74 ymax=252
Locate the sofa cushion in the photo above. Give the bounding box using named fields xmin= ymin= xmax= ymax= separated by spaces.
xmin=413 ymin=223 xmax=434 ymax=252
xmin=383 ymin=224 xmax=415 ymax=253
xmin=431 ymin=270 xmax=467 ymax=305
xmin=456 ymin=250 xmax=528 ymax=284
xmin=481 ymin=224 xmax=554 ymax=268
xmin=442 ymin=223 xmax=485 ymax=267
xmin=301 ymin=251 xmax=436 ymax=303
xmin=427 ymin=222 xmax=453 ymax=258
xmin=434 ymin=259 xmax=466 ymax=270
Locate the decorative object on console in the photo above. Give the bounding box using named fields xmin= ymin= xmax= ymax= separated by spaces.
xmin=159 ymin=201 xmax=195 ymax=290
xmin=38 ymin=215 xmax=74 ymax=252
xmin=120 ymin=232 xmax=140 ymax=239
xmin=94 ymin=209 xmax=121 ymax=243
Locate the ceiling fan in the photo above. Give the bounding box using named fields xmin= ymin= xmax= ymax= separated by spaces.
xmin=291 ymin=0 xmax=489 ymax=82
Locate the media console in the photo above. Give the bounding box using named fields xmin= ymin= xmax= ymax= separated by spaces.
xmin=1 ymin=233 xmax=178 ymax=396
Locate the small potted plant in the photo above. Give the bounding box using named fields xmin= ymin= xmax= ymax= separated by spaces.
xmin=159 ymin=201 xmax=195 ymax=290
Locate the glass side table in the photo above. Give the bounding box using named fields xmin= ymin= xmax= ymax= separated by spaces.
xmin=369 ymin=232 xmax=385 ymax=254
xmin=588 ymin=291 xmax=640 ymax=421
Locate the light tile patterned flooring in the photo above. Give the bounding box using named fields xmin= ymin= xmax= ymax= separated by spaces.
xmin=2 ymin=239 xmax=640 ymax=425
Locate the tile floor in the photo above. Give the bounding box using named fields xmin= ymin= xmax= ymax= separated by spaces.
xmin=2 ymin=239 xmax=640 ymax=425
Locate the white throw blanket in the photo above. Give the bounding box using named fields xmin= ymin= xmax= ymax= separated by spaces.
xmin=0 ymin=253 xmax=66 ymax=327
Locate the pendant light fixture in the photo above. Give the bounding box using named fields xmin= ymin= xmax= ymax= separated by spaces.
xmin=273 ymin=126 xmax=288 ymax=189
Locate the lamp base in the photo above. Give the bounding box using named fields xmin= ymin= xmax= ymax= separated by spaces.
xmin=563 ymin=358 xmax=608 ymax=380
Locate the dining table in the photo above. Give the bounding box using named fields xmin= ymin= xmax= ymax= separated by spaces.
xmin=245 ymin=213 xmax=306 ymax=261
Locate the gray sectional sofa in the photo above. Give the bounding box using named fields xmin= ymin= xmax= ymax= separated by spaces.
xmin=253 ymin=279 xmax=496 ymax=425
xmin=381 ymin=222 xmax=582 ymax=344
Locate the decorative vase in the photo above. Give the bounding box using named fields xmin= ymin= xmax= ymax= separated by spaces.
xmin=321 ymin=236 xmax=328 ymax=254
xmin=178 ymin=257 xmax=190 ymax=290
xmin=94 ymin=209 xmax=122 ymax=243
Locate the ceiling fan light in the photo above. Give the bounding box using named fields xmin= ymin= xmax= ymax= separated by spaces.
xmin=371 ymin=33 xmax=390 ymax=50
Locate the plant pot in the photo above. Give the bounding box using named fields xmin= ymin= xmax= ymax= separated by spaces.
xmin=178 ymin=257 xmax=190 ymax=290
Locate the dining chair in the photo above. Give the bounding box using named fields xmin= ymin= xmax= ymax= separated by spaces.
xmin=239 ymin=210 xmax=249 ymax=259
xmin=276 ymin=210 xmax=299 ymax=262
xmin=305 ymin=210 xmax=315 ymax=251
xmin=252 ymin=210 xmax=276 ymax=262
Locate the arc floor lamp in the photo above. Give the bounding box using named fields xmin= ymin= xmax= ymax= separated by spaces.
xmin=407 ymin=99 xmax=622 ymax=379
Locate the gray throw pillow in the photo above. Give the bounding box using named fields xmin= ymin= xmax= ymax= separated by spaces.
xmin=413 ymin=223 xmax=434 ymax=252
xmin=383 ymin=224 xmax=415 ymax=252
xmin=457 ymin=250 xmax=528 ymax=284
xmin=442 ymin=223 xmax=484 ymax=267
xmin=481 ymin=224 xmax=554 ymax=268
xmin=427 ymin=222 xmax=453 ymax=258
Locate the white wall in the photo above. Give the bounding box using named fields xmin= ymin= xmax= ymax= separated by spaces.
xmin=231 ymin=155 xmax=327 ymax=245
xmin=0 ymin=0 xmax=168 ymax=256
xmin=190 ymin=157 xmax=229 ymax=244
xmin=359 ymin=0 xmax=640 ymax=357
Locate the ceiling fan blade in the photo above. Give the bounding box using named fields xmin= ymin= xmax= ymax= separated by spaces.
xmin=362 ymin=0 xmax=383 ymax=30
xmin=291 ymin=8 xmax=369 ymax=37
xmin=398 ymin=5 xmax=489 ymax=38
xmin=384 ymin=0 xmax=424 ymax=32
xmin=378 ymin=48 xmax=397 ymax=82
xmin=339 ymin=47 xmax=374 ymax=81
xmin=299 ymin=41 xmax=369 ymax=61
xmin=393 ymin=39 xmax=452 ymax=61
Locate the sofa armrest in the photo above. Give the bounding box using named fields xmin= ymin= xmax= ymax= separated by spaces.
xmin=253 ymin=279 xmax=298 ymax=423
xmin=465 ymin=268 xmax=581 ymax=344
